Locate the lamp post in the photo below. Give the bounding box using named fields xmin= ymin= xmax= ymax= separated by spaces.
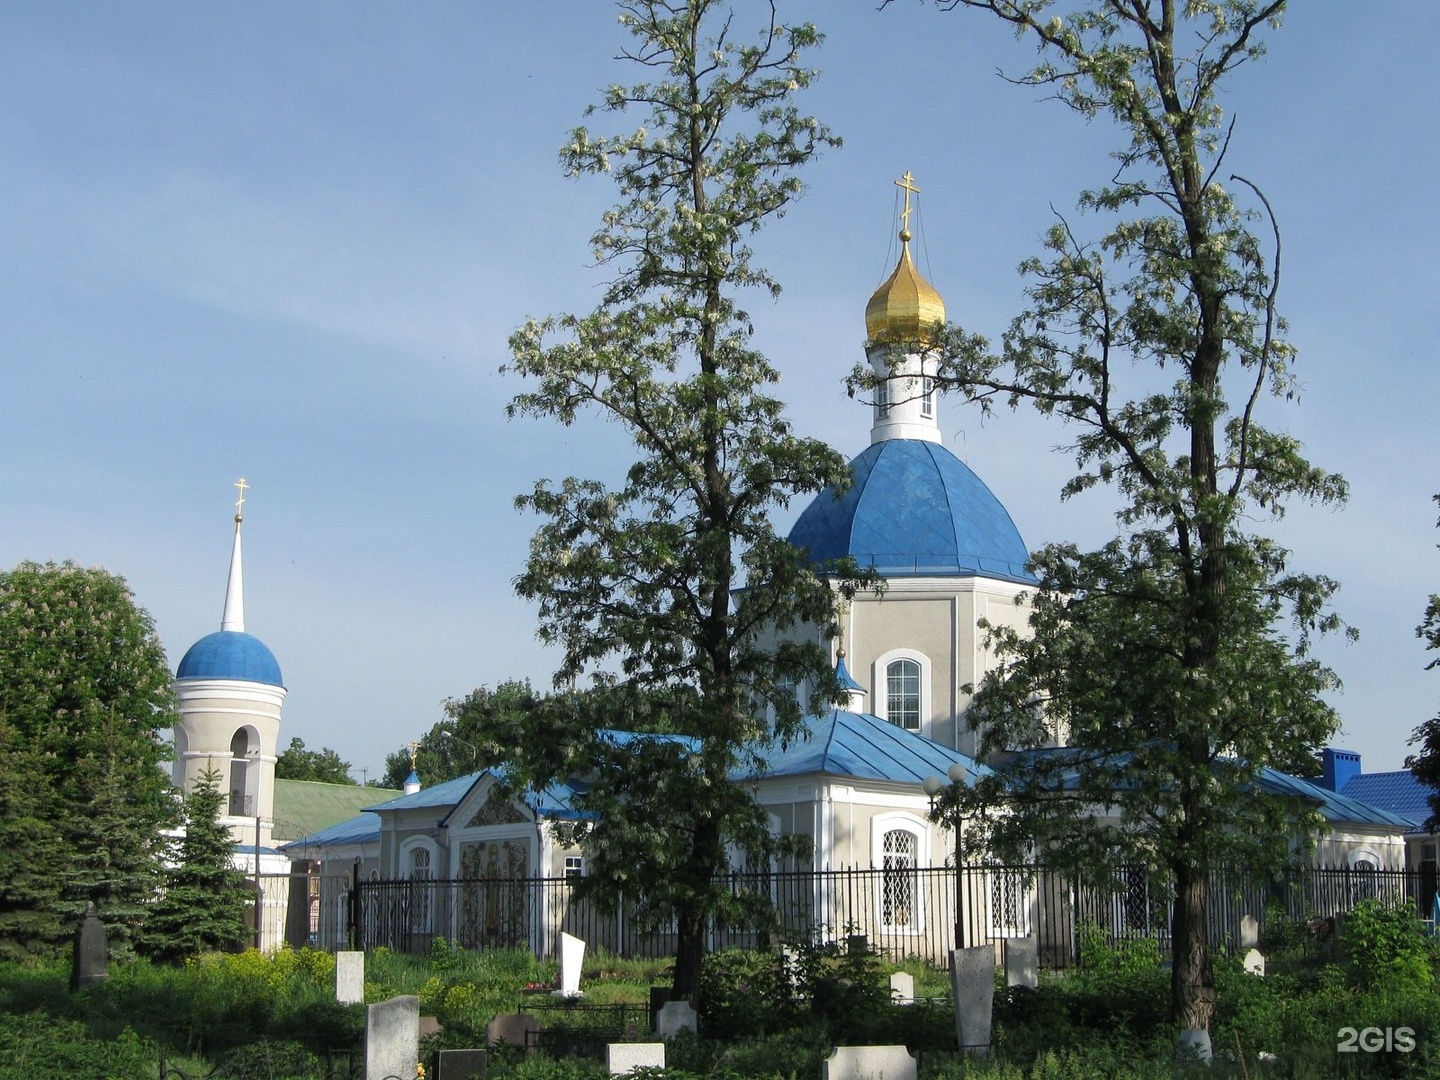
xmin=439 ymin=729 xmax=479 ymax=771
xmin=923 ymin=761 xmax=971 ymax=952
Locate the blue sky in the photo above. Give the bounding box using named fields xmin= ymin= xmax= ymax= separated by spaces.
xmin=2 ymin=2 xmax=1435 ymax=780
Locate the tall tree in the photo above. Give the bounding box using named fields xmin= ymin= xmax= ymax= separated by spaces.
xmin=276 ymin=737 xmax=355 ymax=785
xmin=499 ymin=0 xmax=864 ymax=1005
xmin=1404 ymin=495 xmax=1440 ymax=829
xmin=894 ymin=0 xmax=1348 ymax=1037
xmin=139 ymin=767 xmax=249 ymax=963
xmin=0 ymin=715 xmax=66 ymax=960
xmin=0 ymin=561 xmax=177 ymax=955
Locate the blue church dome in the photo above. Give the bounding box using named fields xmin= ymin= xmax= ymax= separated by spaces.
xmin=788 ymin=439 xmax=1036 ymax=583
xmin=176 ymin=630 xmax=284 ymax=687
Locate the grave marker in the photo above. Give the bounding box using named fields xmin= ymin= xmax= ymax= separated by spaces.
xmin=1003 ymin=937 xmax=1038 ymax=989
xmin=950 ymin=946 xmax=994 ymax=1058
xmin=821 ymin=1045 xmax=916 ymax=1080
xmin=557 ymin=932 xmax=585 ymax=998
xmin=365 ymin=995 xmax=419 ymax=1080
xmin=655 ymin=1001 xmax=697 ymax=1039
xmin=606 ymin=1042 xmax=665 ymax=1076
xmin=337 ymin=951 xmax=365 ymax=1005
xmin=888 ymin=971 xmax=914 ymax=1004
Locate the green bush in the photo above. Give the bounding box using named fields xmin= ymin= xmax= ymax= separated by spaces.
xmin=0 ymin=1012 xmax=153 ymax=1080
xmin=1344 ymin=899 xmax=1436 ymax=994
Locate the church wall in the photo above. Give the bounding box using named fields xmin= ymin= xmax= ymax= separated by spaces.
xmin=174 ymin=679 xmax=283 ymax=847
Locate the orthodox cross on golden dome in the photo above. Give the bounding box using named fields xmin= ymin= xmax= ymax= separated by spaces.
xmin=894 ymin=170 xmax=921 ymax=241
xmin=233 ymin=476 xmax=249 ymax=523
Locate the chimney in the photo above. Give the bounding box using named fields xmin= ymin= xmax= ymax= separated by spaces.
xmin=1321 ymin=748 xmax=1362 ymax=793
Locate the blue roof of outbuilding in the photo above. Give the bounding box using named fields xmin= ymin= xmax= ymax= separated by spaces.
xmin=1258 ymin=768 xmax=1416 ymax=829
xmin=1341 ymin=772 xmax=1436 ymax=829
xmin=788 ymin=439 xmax=1036 ymax=582
xmin=176 ymin=630 xmax=284 ymax=686
xmin=279 ymin=812 xmax=381 ymax=851
xmin=756 ymin=708 xmax=990 ymax=785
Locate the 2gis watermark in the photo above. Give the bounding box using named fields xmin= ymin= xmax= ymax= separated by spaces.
xmin=1337 ymin=1027 xmax=1416 ymax=1054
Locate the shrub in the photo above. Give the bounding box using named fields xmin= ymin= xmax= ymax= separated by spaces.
xmin=0 ymin=1013 xmax=153 ymax=1080
xmin=1344 ymin=899 xmax=1436 ymax=994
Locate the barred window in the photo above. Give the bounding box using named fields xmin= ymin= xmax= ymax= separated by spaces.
xmin=881 ymin=830 xmax=917 ymax=928
xmin=564 ymin=856 xmax=584 ymax=879
xmin=876 ymin=380 xmax=889 ymax=419
xmin=921 ymin=377 xmax=935 ymax=418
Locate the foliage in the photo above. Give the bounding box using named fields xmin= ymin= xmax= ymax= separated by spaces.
xmin=0 ymin=1012 xmax=153 ymax=1080
xmin=138 ymin=767 xmax=250 ymax=964
xmin=1404 ymin=494 xmax=1440 ymax=831
xmin=1343 ymin=898 xmax=1436 ymax=994
xmin=498 ymin=0 xmax=868 ymax=1005
xmin=0 ymin=716 xmax=66 ymax=960
xmin=896 ymin=0 xmax=1348 ymax=1034
xmin=275 ymin=737 xmax=355 ymax=785
xmin=0 ymin=560 xmax=178 ymax=955
xmin=382 ymin=680 xmax=543 ymax=789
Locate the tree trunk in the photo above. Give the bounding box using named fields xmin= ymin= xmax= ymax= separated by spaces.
xmin=1170 ymin=856 xmax=1214 ymax=1032
xmin=671 ymin=904 xmax=707 ymax=1009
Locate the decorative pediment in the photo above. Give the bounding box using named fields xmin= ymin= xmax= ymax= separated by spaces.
xmin=466 ymin=794 xmax=527 ymax=828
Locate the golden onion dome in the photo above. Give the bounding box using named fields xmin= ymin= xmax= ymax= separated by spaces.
xmin=865 ymin=230 xmax=946 ymax=345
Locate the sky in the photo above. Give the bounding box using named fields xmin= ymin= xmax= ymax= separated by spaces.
xmin=2 ymin=1 xmax=1436 ymax=781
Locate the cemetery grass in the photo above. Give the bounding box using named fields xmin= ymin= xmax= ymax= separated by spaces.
xmin=0 ymin=923 xmax=1437 ymax=1080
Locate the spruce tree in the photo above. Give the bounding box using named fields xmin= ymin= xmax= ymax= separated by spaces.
xmin=140 ymin=768 xmax=249 ymax=963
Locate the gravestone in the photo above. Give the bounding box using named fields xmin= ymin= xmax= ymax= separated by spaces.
xmin=557 ymin=932 xmax=585 ymax=998
xmin=950 ymin=946 xmax=994 ymax=1058
xmin=70 ymin=902 xmax=108 ymax=991
xmin=1003 ymin=936 xmax=1038 ymax=989
xmin=436 ymin=1049 xmax=488 ymax=1080
xmin=365 ymin=995 xmax=419 ymax=1080
xmin=655 ymin=1001 xmax=697 ymax=1039
xmin=1243 ymin=948 xmax=1265 ymax=977
xmin=1239 ymin=914 xmax=1260 ymax=949
xmin=821 ymin=1045 xmax=916 ymax=1080
xmin=486 ymin=1013 xmax=538 ymax=1050
xmin=888 ymin=971 xmax=914 ymax=1004
xmin=606 ymin=1042 xmax=665 ymax=1076
xmin=337 ymin=951 xmax=365 ymax=1005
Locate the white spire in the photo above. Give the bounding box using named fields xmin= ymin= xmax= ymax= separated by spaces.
xmin=221 ymin=478 xmax=247 ymax=632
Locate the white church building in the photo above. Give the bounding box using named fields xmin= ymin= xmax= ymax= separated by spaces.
xmin=275 ymin=191 xmax=1411 ymax=960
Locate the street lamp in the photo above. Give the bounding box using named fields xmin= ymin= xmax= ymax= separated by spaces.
xmin=923 ymin=761 xmax=971 ymax=951
xmin=439 ymin=729 xmax=479 ymax=770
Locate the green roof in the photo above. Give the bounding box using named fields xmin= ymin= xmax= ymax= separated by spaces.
xmin=273 ymin=779 xmax=401 ymax=842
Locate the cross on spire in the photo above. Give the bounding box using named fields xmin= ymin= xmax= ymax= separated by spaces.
xmin=894 ymin=170 xmax=921 ymax=240
xmin=233 ymin=477 xmax=249 ymax=522
xmin=408 ymin=740 xmax=421 ymax=769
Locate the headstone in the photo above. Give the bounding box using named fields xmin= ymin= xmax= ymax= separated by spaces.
xmin=846 ymin=933 xmax=869 ymax=956
xmin=1178 ymin=1028 xmax=1212 ymax=1064
xmin=950 ymin=946 xmax=994 ymax=1058
xmin=821 ymin=1046 xmax=917 ymax=1080
xmin=486 ymin=1013 xmax=538 ymax=1050
xmin=888 ymin=971 xmax=914 ymax=1004
xmin=1240 ymin=914 xmax=1259 ymax=949
xmin=365 ymin=995 xmax=419 ymax=1080
xmin=70 ymin=902 xmax=108 ymax=991
xmin=557 ymin=932 xmax=585 ymax=998
xmin=435 ymin=1049 xmax=488 ymax=1080
xmin=655 ymin=1001 xmax=697 ymax=1039
xmin=337 ymin=951 xmax=365 ymax=1005
xmin=1003 ymin=936 xmax=1038 ymax=990
xmin=606 ymin=1042 xmax=665 ymax=1076
xmin=1243 ymin=948 xmax=1265 ymax=977
xmin=648 ymin=986 xmax=671 ymax=1031
xmin=419 ymin=1016 xmax=444 ymax=1039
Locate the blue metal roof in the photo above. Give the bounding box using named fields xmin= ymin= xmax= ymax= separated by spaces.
xmin=788 ymin=439 xmax=1036 ymax=582
xmin=176 ymin=630 xmax=284 ymax=686
xmin=1258 ymin=768 xmax=1416 ymax=829
xmin=279 ymin=812 xmax=381 ymax=851
xmin=756 ymin=708 xmax=990 ymax=785
xmin=1341 ymin=771 xmax=1436 ymax=830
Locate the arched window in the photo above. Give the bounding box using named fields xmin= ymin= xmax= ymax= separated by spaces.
xmin=881 ymin=830 xmax=917 ymax=929
xmin=887 ymin=659 xmax=921 ymax=731
xmin=228 ymin=727 xmax=259 ymax=816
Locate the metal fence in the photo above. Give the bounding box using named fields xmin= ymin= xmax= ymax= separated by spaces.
xmin=344 ymin=864 xmax=1437 ymax=969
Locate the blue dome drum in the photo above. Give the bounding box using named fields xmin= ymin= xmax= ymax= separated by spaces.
xmin=788 ymin=440 xmax=1036 ymax=583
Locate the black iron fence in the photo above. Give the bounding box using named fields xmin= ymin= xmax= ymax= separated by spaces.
xmin=343 ymin=864 xmax=1436 ymax=969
